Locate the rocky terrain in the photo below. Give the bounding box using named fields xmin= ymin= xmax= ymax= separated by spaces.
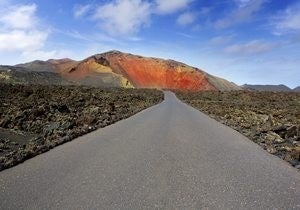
xmin=15 ymin=51 xmax=241 ymax=91
xmin=176 ymin=91 xmax=300 ymax=169
xmin=0 ymin=66 xmax=73 ymax=85
xmin=0 ymin=84 xmax=163 ymax=171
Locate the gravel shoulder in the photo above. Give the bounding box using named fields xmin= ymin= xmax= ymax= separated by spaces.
xmin=176 ymin=91 xmax=300 ymax=169
xmin=0 ymin=84 xmax=163 ymax=171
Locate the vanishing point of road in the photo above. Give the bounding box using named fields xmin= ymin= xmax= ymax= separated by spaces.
xmin=1 ymin=92 xmax=300 ymax=209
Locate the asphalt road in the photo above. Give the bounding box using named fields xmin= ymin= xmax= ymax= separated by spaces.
xmin=1 ymin=91 xmax=300 ymax=209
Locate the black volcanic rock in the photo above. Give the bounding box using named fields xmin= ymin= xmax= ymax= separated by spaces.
xmin=176 ymin=91 xmax=300 ymax=169
xmin=0 ymin=83 xmax=163 ymax=171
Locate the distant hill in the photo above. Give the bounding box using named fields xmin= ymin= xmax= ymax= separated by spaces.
xmin=0 ymin=66 xmax=73 ymax=86
xmin=242 ymin=84 xmax=292 ymax=92
xmin=16 ymin=60 xmax=57 ymax=72
xmin=293 ymin=86 xmax=300 ymax=92
xmin=9 ymin=50 xmax=241 ymax=91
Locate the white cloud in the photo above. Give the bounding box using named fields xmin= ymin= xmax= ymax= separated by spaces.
xmin=155 ymin=0 xmax=193 ymax=14
xmin=215 ymin=0 xmax=265 ymax=29
xmin=73 ymin=4 xmax=91 ymax=18
xmin=93 ymin=0 xmax=152 ymax=35
xmin=0 ymin=3 xmax=54 ymax=62
xmin=210 ymin=35 xmax=234 ymax=45
xmin=0 ymin=30 xmax=48 ymax=51
xmin=273 ymin=3 xmax=300 ymax=34
xmin=0 ymin=4 xmax=37 ymax=29
xmin=177 ymin=12 xmax=197 ymax=26
xmin=224 ymin=40 xmax=276 ymax=55
xmin=79 ymin=0 xmax=195 ymax=36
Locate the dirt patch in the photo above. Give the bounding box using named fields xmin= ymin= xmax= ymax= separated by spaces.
xmin=0 ymin=84 xmax=163 ymax=171
xmin=176 ymin=91 xmax=300 ymax=170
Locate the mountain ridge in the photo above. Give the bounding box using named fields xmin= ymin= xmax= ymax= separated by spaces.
xmin=5 ymin=50 xmax=242 ymax=91
xmin=242 ymin=84 xmax=300 ymax=92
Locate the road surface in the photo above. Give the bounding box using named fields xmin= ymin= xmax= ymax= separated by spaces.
xmin=0 ymin=91 xmax=300 ymax=209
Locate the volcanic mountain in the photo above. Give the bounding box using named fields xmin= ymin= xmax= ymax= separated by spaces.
xmin=9 ymin=51 xmax=240 ymax=91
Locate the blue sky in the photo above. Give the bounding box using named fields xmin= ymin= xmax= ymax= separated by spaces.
xmin=0 ymin=0 xmax=299 ymax=87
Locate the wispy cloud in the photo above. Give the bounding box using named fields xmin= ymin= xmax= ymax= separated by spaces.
xmin=210 ymin=35 xmax=234 ymax=45
xmin=176 ymin=32 xmax=194 ymax=39
xmin=60 ymin=30 xmax=93 ymax=42
xmin=127 ymin=36 xmax=143 ymax=42
xmin=73 ymin=4 xmax=91 ymax=18
xmin=155 ymin=0 xmax=194 ymax=14
xmin=56 ymin=29 xmax=124 ymax=46
xmin=177 ymin=12 xmax=197 ymax=26
xmin=272 ymin=2 xmax=300 ymax=35
xmin=224 ymin=40 xmax=276 ymax=55
xmin=235 ymin=0 xmax=253 ymax=8
xmin=215 ymin=0 xmax=266 ymax=29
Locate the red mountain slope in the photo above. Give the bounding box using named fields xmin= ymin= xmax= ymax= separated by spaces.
xmin=94 ymin=52 xmax=215 ymax=90
xmin=16 ymin=51 xmax=241 ymax=91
